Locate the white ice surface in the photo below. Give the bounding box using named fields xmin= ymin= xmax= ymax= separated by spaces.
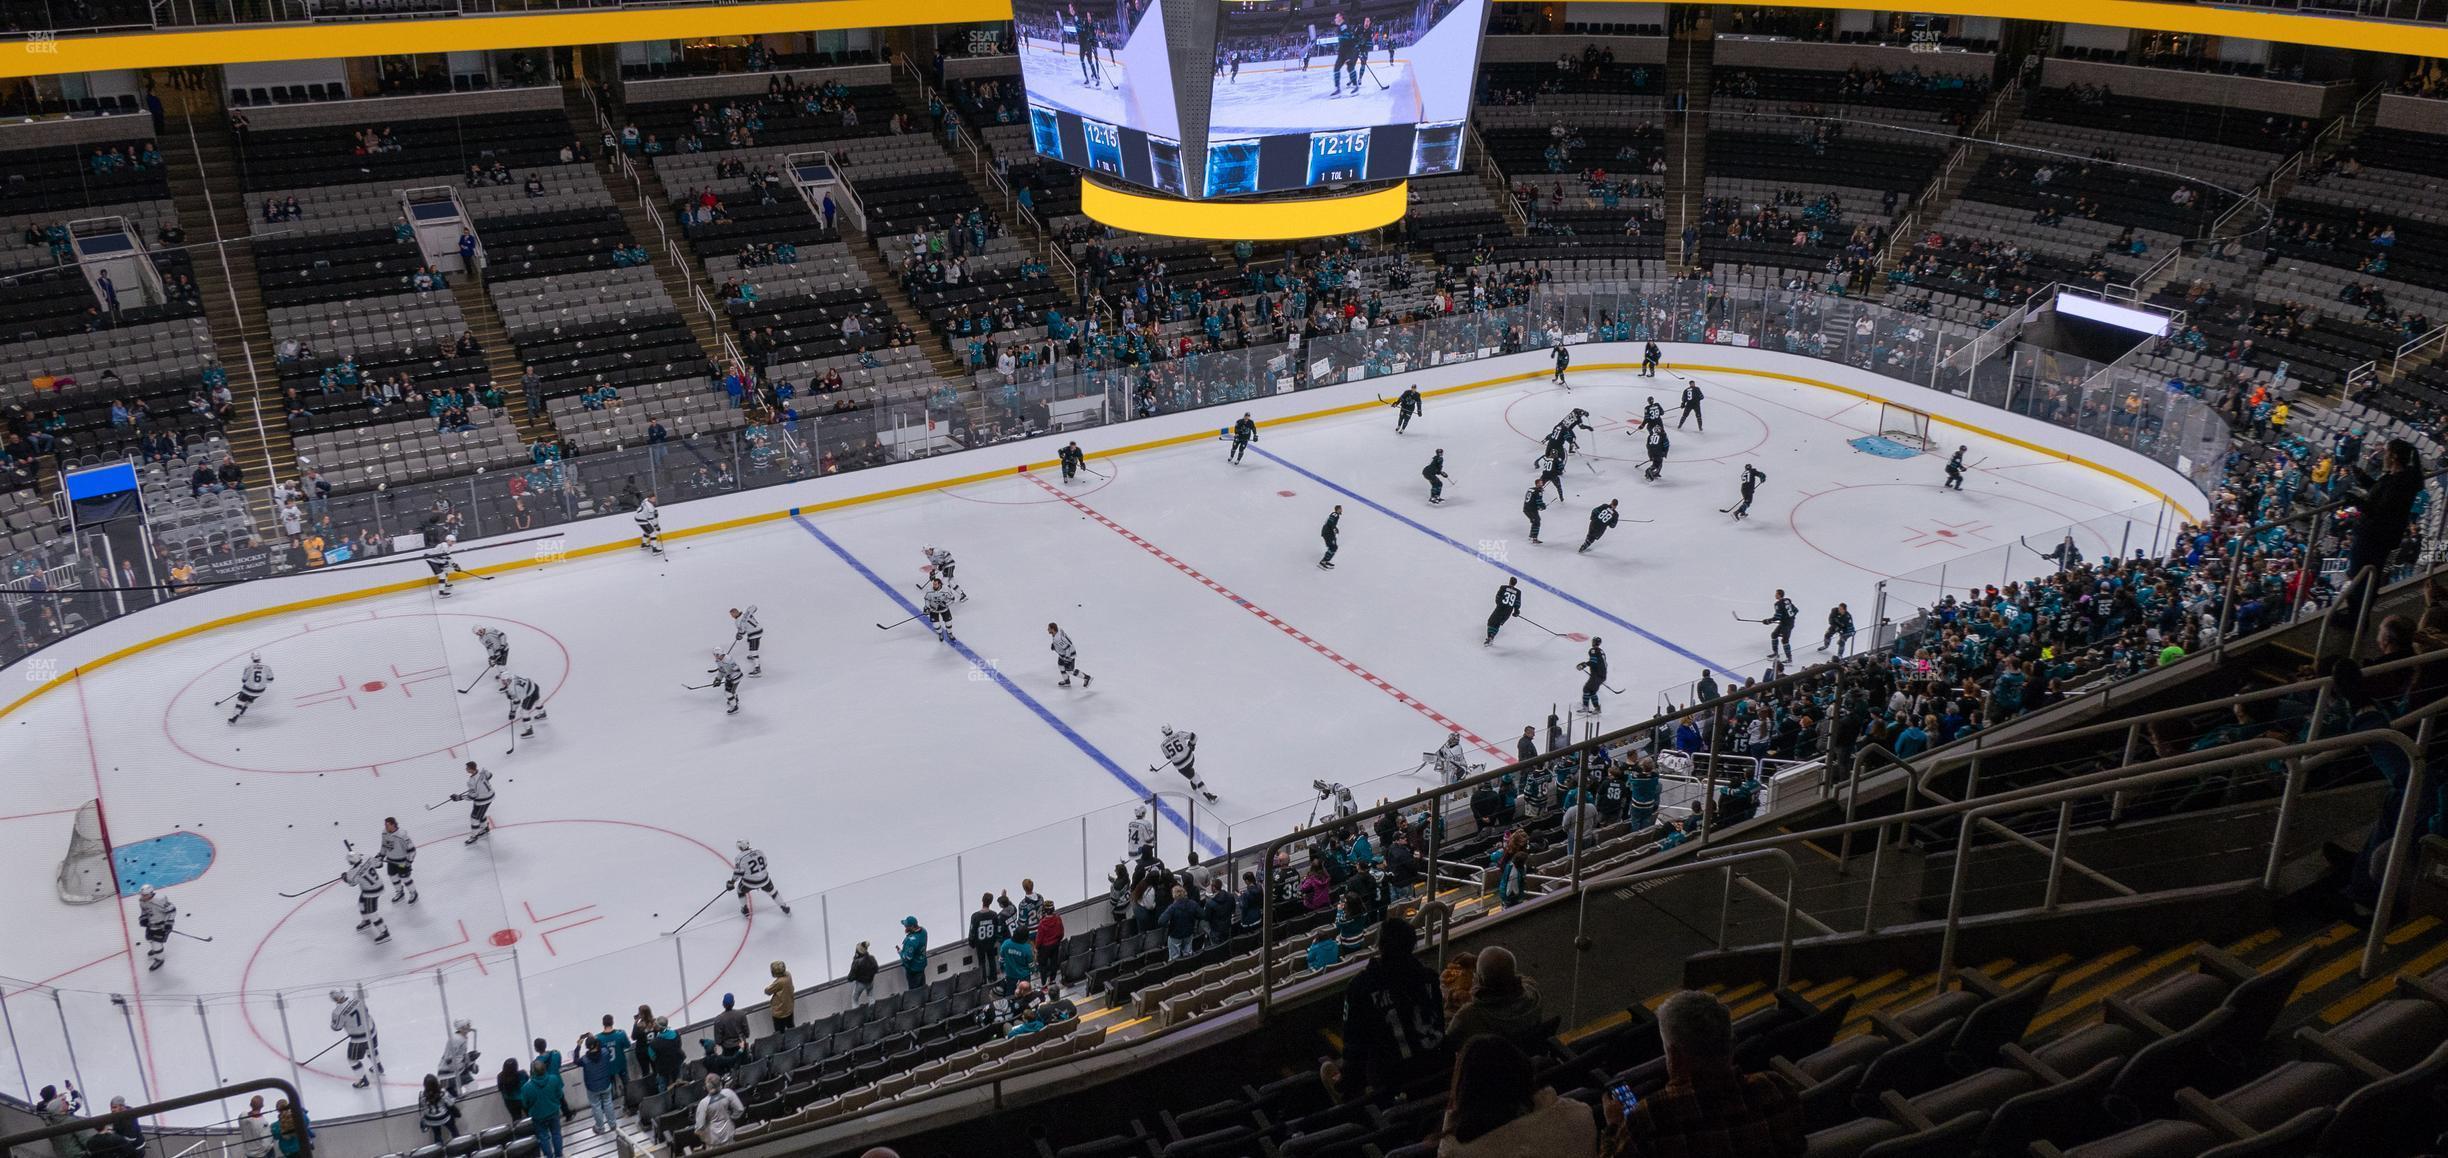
xmin=0 ymin=368 xmax=2170 ymax=1119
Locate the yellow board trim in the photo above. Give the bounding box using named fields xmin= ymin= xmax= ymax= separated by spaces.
xmin=6 ymin=0 xmax=2445 ymax=79
xmin=1080 ymin=179 xmax=1409 ymax=241
xmin=0 ymin=0 xmax=1012 ymax=78
xmin=0 ymin=359 xmax=2202 ymax=724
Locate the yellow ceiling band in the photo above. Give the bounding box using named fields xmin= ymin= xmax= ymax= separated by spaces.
xmin=1080 ymin=178 xmax=1409 ymax=240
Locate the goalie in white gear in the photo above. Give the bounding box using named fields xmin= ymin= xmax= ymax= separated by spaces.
xmin=634 ymin=496 xmax=662 ymax=554
xmin=227 ymin=651 xmax=274 ymax=723
xmin=426 ymin=535 xmax=461 ymax=597
xmin=472 ymin=625 xmax=509 ymax=670
xmin=137 ymin=885 xmax=177 ymax=971
xmin=438 ymin=1020 xmax=480 ymax=1096
xmin=329 ymin=989 xmax=383 ymax=1087
xmin=1125 ymin=804 xmax=1156 ymax=866
xmin=498 ymin=673 xmax=547 ymax=735
xmin=1427 ymin=729 xmax=1478 ymax=784
xmin=344 ymin=852 xmax=391 ymax=943
xmin=730 ymin=841 xmax=792 ymax=916
xmin=379 ymin=817 xmax=418 ymax=904
xmin=922 ymin=546 xmax=966 ymax=600
xmin=1154 ymin=725 xmax=1216 ymax=802
xmin=920 ymin=578 xmax=956 ymax=643
xmin=1048 ymin=623 xmax=1093 ymax=688
xmin=728 ymin=606 xmax=763 ymax=676
xmin=707 ymin=651 xmax=744 ymax=714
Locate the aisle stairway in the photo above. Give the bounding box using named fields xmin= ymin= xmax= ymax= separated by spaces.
xmin=557 ymin=84 xmax=727 ymax=378
xmin=1661 ymin=21 xmax=1714 ymax=271
xmin=161 ymin=95 xmax=288 ymax=518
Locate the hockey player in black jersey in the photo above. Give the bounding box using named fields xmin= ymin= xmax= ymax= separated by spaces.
xmin=1729 ymin=464 xmax=1767 ymax=519
xmin=1644 ymin=425 xmax=1670 ymax=481
xmin=1485 ymin=577 xmax=1521 ymax=645
xmin=1423 ymin=450 xmax=1450 ymax=504
xmin=1549 ymin=408 xmax=1592 ymax=455
xmin=1579 ymin=500 xmax=1620 ymax=554
xmin=1640 ymin=341 xmax=1662 ymax=377
xmin=1764 ymin=590 xmax=1798 ymax=663
xmin=1394 ymin=386 xmax=1423 ymax=433
xmin=1552 ymin=343 xmax=1571 ymax=386
xmin=1575 ymin=638 xmax=1609 ymax=714
xmin=1819 ymin=602 xmax=1857 ymax=657
xmin=1641 ymin=397 xmax=1665 ymax=434
xmin=1058 ymin=441 xmax=1087 ymax=484
xmin=1318 ymin=504 xmax=1341 ymax=569
xmin=1678 ymin=380 xmax=1704 ymax=429
xmin=1228 ymin=413 xmax=1257 ymax=464
xmin=1534 ymin=449 xmax=1567 ymax=502
xmin=1943 ymin=446 xmax=1968 ymax=491
xmin=1522 ymin=481 xmax=1547 ymax=544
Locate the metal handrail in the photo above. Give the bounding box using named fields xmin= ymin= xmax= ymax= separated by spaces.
xmin=0 ymin=1078 xmax=310 ymax=1156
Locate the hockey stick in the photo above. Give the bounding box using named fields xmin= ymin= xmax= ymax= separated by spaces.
xmin=423 ymin=795 xmax=460 ymax=811
xmin=664 ymin=888 xmax=730 ymax=936
xmin=681 ymin=681 xmax=718 ymax=691
xmin=212 ymin=690 xmax=239 ymax=707
xmin=457 ymin=662 xmax=496 ymax=694
xmin=1604 ymin=682 xmax=1627 ymax=694
xmin=1513 ymin=613 xmax=1572 ymax=638
xmin=278 ymin=874 xmax=343 ymax=898
xmin=875 ymin=614 xmax=920 ymax=630
xmin=504 ymin=723 xmax=518 ymax=757
xmin=299 ymin=1037 xmax=350 ymax=1066
xmin=170 ymin=928 xmax=215 ymax=943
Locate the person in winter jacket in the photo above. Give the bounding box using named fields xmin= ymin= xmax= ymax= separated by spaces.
xmin=1444 ymin=947 xmax=1551 ymax=1058
xmin=849 ymin=941 xmax=880 ymax=1005
xmin=649 ymin=1018 xmax=684 ymax=1091
xmin=1437 ymin=1036 xmax=1598 ymax=1157
xmin=692 ymin=1074 xmax=746 ymax=1148
xmin=1159 ymin=885 xmax=1203 ymax=959
xmin=520 ymin=1057 xmax=566 ymax=1158
xmin=997 ymin=930 xmax=1033 ymax=996
xmin=575 ymin=1035 xmax=620 ymax=1136
xmin=897 ymin=916 xmax=929 ymax=991
xmin=1326 ymin=918 xmax=1448 ymax=1102
xmin=764 ymin=960 xmax=797 ymax=1031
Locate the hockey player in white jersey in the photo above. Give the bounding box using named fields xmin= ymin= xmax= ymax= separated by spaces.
xmin=427 ymin=534 xmax=462 ymax=597
xmin=634 ymin=496 xmax=663 ymax=554
xmin=1426 ymin=729 xmax=1478 ymax=785
xmin=379 ymin=817 xmax=418 ymax=905
xmin=921 ymin=578 xmax=957 ymax=643
xmin=1153 ymin=725 xmax=1216 ymax=802
xmin=706 ymin=651 xmax=745 ymax=714
xmin=727 ymin=606 xmax=763 ymax=677
xmin=1125 ymin=804 xmax=1156 ymax=866
xmin=729 ymin=841 xmax=792 ymax=916
xmin=344 ymin=852 xmax=391 ymax=943
xmin=329 ymin=989 xmax=383 ymax=1087
xmin=437 ymin=1019 xmax=480 ymax=1096
xmin=136 ymin=884 xmax=177 ymax=971
xmin=472 ymin=625 xmax=509 ymax=672
xmin=497 ymin=672 xmax=547 ymax=735
xmin=452 ymin=761 xmax=495 ymax=844
xmin=1047 ymin=622 xmax=1093 ymax=688
xmin=922 ymin=546 xmax=966 ymax=600
xmin=227 ymin=652 xmax=274 ymax=723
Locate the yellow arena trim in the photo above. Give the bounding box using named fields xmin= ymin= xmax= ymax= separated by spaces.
xmin=1080 ymin=180 xmax=1408 ymax=241
xmin=0 ymin=359 xmax=2198 ymax=722
xmin=0 ymin=0 xmax=1011 ymax=78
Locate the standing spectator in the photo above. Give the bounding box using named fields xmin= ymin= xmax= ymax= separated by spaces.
xmin=998 ymin=927 xmax=1033 ymax=996
xmin=1446 ymin=947 xmax=1551 ymax=1058
xmin=83 ymin=1096 xmax=143 ymax=1158
xmin=575 ymin=1034 xmax=619 ymax=1137
xmin=628 ymin=1006 xmax=658 ymax=1089
xmin=272 ymin=1098 xmax=309 ymax=1158
xmin=237 ymin=1094 xmax=275 ymax=1158
xmin=1493 ymin=830 xmax=1534 ymax=907
xmin=710 ymin=993 xmax=749 ymax=1055
xmin=496 ymin=1057 xmax=527 ymax=1118
xmin=649 ymin=1018 xmax=683 ymax=1093
xmin=1013 ymin=878 xmax=1044 ymax=942
xmin=898 ymin=916 xmax=929 ymax=991
xmin=1597 ymin=990 xmax=1805 ymax=1157
xmin=2347 ymin=438 xmax=2424 ymax=607
xmin=521 ymin=1057 xmax=566 ymax=1158
xmin=1033 ymin=903 xmax=1067 ymax=989
xmin=1160 ymin=884 xmax=1202 ymax=959
xmin=1325 ymin=917 xmax=1448 ymax=1103
xmin=967 ymin=893 xmax=1006 ymax=979
xmin=594 ymin=1014 xmax=629 ymax=1078
xmin=693 ymin=1074 xmax=745 ymax=1148
xmin=419 ymin=1074 xmax=461 ymax=1146
xmin=1202 ymin=877 xmax=1235 ymax=947
xmin=849 ymin=940 xmax=880 ymax=1005
xmin=765 ymin=960 xmax=797 ymax=1031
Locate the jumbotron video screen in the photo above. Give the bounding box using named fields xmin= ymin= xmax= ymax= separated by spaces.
xmin=1015 ymin=0 xmax=1191 ymax=196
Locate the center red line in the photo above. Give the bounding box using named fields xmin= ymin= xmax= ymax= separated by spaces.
xmin=1024 ymin=472 xmax=1505 ymax=760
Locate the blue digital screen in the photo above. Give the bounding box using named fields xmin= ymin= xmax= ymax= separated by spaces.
xmin=63 ymin=460 xmax=138 ymax=501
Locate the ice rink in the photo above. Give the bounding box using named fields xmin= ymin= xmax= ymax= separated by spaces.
xmin=0 ymin=365 xmax=2181 ymax=1118
xmin=1206 ymin=54 xmax=1423 ymax=140
xmin=1016 ymin=35 xmax=1169 ymax=135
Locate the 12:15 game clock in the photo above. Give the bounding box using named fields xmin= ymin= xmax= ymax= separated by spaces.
xmin=1307 ymin=129 xmax=1371 ymax=186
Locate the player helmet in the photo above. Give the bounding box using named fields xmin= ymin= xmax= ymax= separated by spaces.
xmin=471 ymin=626 xmax=484 ymax=637
xmin=347 ymin=852 xmax=365 ymax=865
xmin=138 ymin=884 xmax=154 ymax=898
xmin=330 ymin=990 xmax=348 ymax=1003
xmin=453 ymin=1019 xmax=472 ymax=1033
xmin=496 ymin=673 xmax=508 ymax=685
xmin=249 ymin=651 xmax=261 ymax=662
xmin=1160 ymin=724 xmax=1173 ymax=736
xmin=1134 ymin=805 xmax=1146 ymax=819
xmin=737 ymin=840 xmax=752 ymax=851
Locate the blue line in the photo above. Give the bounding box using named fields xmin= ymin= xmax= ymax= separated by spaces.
xmin=1250 ymin=446 xmax=1748 ymax=676
xmin=789 ymin=514 xmax=1224 ymax=858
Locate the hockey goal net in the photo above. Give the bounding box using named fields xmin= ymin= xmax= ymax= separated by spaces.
xmin=57 ymin=799 xmax=118 ymax=905
xmin=1877 ymin=401 xmax=1937 ymax=452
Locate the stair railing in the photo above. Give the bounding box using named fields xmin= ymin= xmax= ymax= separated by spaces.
xmin=176 ymin=101 xmax=282 ymax=500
